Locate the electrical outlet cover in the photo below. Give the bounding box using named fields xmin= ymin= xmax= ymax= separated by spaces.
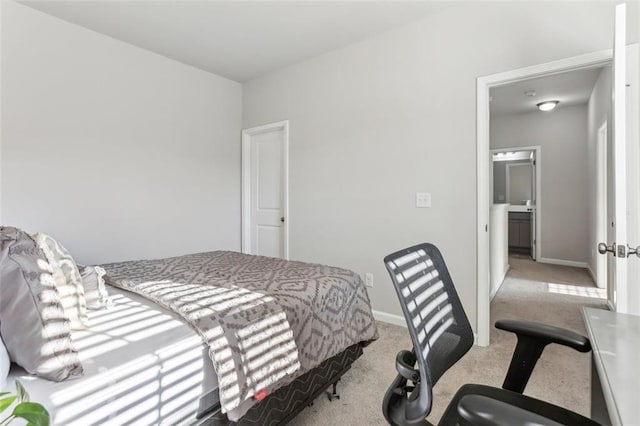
xmin=416 ymin=192 xmax=431 ymax=208
xmin=365 ymin=273 xmax=374 ymax=287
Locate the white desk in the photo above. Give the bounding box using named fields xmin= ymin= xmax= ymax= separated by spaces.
xmin=582 ymin=307 xmax=640 ymax=426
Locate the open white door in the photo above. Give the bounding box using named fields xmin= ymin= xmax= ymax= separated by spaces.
xmin=611 ymin=2 xmax=627 ymax=311
xmin=598 ymin=3 xmax=640 ymax=315
xmin=624 ymin=38 xmax=640 ymax=312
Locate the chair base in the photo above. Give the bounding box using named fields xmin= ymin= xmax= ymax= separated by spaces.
xmin=383 ymin=372 xmax=435 ymax=426
xmin=384 ymin=392 xmax=434 ymax=426
xmin=438 ymin=384 xmax=599 ymax=426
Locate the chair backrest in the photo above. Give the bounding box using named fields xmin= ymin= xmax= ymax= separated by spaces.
xmin=384 ymin=243 xmax=474 ymax=422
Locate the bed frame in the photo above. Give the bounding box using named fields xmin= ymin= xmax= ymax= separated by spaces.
xmin=198 ymin=342 xmax=365 ymax=425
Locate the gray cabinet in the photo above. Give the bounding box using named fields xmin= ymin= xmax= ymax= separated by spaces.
xmin=508 ymin=212 xmax=531 ymax=255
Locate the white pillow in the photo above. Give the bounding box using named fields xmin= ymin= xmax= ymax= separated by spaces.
xmin=32 ymin=233 xmax=88 ymax=330
xmin=80 ymin=266 xmax=112 ymax=310
xmin=0 ymin=335 xmax=9 ymax=391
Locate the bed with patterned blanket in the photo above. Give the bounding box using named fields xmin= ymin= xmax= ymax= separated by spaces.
xmin=101 ymin=251 xmax=379 ymax=424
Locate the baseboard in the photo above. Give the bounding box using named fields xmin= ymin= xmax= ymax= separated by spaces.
xmin=372 ymin=310 xmax=407 ymax=327
xmin=373 ymin=310 xmax=480 ymax=344
xmin=587 ymin=264 xmax=597 ymax=283
xmin=490 ymin=264 xmax=510 ymax=301
xmin=538 ymin=257 xmax=588 ymax=269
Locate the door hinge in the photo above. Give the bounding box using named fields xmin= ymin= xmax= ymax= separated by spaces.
xmin=617 ymin=244 xmax=626 ymax=258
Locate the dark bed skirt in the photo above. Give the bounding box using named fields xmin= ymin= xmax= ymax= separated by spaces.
xmin=199 ymin=342 xmax=365 ymax=425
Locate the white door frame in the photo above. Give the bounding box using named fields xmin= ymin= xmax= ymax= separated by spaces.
xmin=476 ymin=49 xmax=612 ymax=347
xmin=596 ymin=121 xmax=608 ymax=292
xmin=241 ymin=120 xmax=290 ymax=259
xmin=493 ymin=146 xmax=542 ymax=260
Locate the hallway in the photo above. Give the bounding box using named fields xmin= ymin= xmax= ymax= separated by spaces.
xmin=486 ymin=255 xmax=607 ymax=416
xmin=430 ymin=255 xmax=608 ymax=421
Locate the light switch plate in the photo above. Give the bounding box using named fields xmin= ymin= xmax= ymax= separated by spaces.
xmin=416 ymin=192 xmax=431 ymax=208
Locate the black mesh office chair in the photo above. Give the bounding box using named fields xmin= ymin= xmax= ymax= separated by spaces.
xmin=382 ymin=243 xmax=598 ymax=426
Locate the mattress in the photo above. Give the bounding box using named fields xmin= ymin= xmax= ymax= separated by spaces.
xmin=6 ymin=287 xmax=218 ymax=426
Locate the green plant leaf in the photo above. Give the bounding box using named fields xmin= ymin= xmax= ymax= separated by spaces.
xmin=0 ymin=393 xmax=9 ymax=398
xmin=12 ymin=402 xmax=50 ymax=426
xmin=15 ymin=381 xmax=29 ymax=403
xmin=0 ymin=396 xmax=17 ymax=413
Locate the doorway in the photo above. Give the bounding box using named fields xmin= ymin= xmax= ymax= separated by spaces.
xmin=491 ymin=147 xmax=541 ymax=261
xmin=476 ymin=49 xmax=613 ymax=346
xmin=241 ymin=120 xmax=290 ymax=259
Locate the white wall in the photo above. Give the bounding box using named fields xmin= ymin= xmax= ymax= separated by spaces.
xmin=242 ymin=2 xmax=616 ymax=326
xmin=491 ymin=106 xmax=589 ymax=264
xmin=587 ymin=66 xmax=612 ymax=277
xmin=490 ymin=204 xmax=509 ymax=299
xmin=1 ymin=1 xmax=242 ymax=264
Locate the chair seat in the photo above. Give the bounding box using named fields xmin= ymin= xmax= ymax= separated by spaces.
xmin=438 ymin=384 xmax=599 ymax=426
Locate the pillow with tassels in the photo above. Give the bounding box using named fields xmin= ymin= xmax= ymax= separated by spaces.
xmin=0 ymin=226 xmax=83 ymax=381
xmin=32 ymin=233 xmax=87 ymax=330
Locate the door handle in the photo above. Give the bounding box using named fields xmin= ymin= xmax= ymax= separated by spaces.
xmin=627 ymin=245 xmax=640 ymax=258
xmin=598 ymin=242 xmax=616 ymax=255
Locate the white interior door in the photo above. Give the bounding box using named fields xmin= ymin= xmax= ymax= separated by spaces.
xmin=624 ymin=40 xmax=640 ymax=313
xmin=242 ymin=121 xmax=289 ymax=259
xmin=601 ymin=3 xmax=631 ymax=312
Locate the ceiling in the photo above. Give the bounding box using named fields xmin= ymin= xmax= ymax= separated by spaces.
xmin=22 ymin=1 xmax=454 ymax=82
xmin=490 ymin=66 xmax=606 ymax=117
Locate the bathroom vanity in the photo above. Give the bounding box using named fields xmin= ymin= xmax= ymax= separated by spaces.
xmin=508 ymin=208 xmax=532 ymax=255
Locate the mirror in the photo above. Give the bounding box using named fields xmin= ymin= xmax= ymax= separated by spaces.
xmin=492 ymin=150 xmax=534 ymax=205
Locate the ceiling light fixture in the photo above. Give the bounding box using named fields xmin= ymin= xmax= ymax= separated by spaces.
xmin=537 ymin=100 xmax=559 ymax=112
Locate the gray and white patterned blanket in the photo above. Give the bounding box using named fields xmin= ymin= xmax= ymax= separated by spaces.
xmin=101 ymin=251 xmax=378 ymax=416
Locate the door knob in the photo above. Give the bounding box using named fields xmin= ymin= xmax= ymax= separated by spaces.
xmin=627 ymin=245 xmax=640 ymax=258
xmin=280 ymin=217 xmax=285 ymax=223
xmin=598 ymin=242 xmax=615 ymax=255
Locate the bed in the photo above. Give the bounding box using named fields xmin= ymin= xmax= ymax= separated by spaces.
xmin=6 ymin=250 xmax=378 ymax=425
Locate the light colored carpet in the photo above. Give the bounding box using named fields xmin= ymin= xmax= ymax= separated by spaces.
xmin=292 ymin=256 xmax=607 ymax=425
